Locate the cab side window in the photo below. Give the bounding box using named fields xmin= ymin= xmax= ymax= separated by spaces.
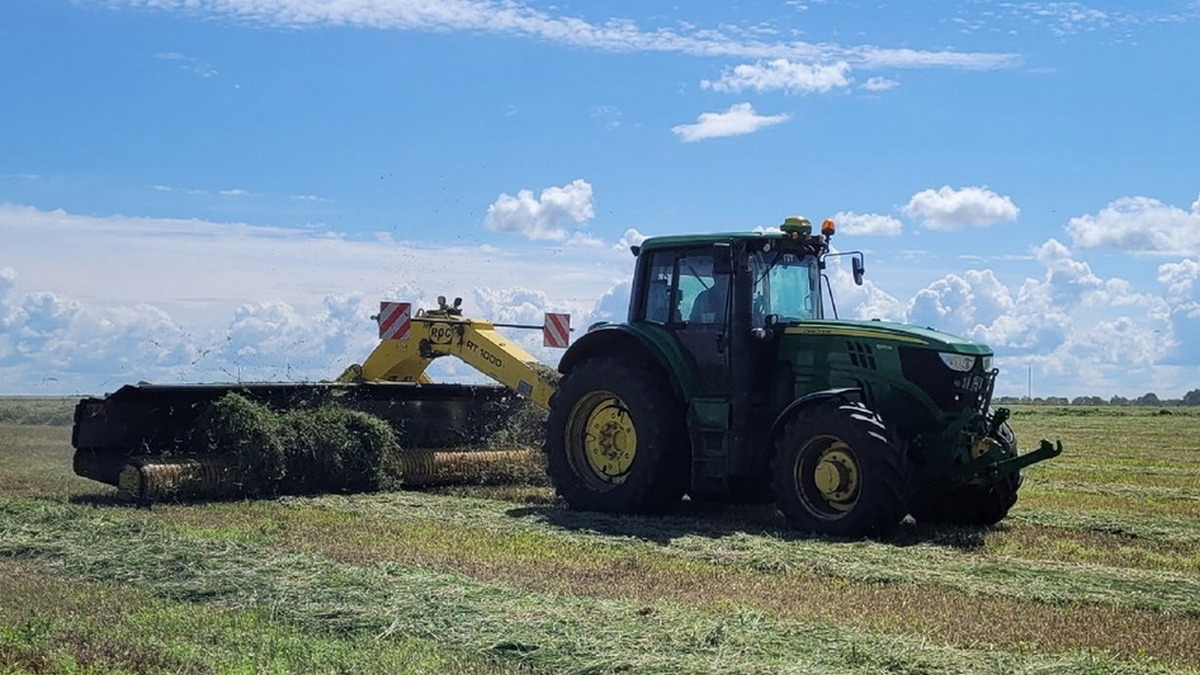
xmin=640 ymin=248 xmax=729 ymax=326
xmin=643 ymin=252 xmax=677 ymax=325
xmin=679 ymin=252 xmax=728 ymax=325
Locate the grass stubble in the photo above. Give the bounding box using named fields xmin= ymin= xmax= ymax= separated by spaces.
xmin=0 ymin=403 xmax=1198 ymax=673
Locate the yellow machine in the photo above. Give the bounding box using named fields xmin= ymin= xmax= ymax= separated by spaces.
xmin=337 ymin=296 xmax=559 ymax=410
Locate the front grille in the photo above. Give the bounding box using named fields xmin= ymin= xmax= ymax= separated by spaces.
xmin=900 ymin=348 xmax=995 ymax=413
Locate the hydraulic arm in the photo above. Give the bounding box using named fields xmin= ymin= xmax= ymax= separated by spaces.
xmin=337 ymin=297 xmax=558 ymax=410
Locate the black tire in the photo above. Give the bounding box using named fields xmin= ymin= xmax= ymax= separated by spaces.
xmin=772 ymin=402 xmax=911 ymax=537
xmin=910 ymin=474 xmax=1022 ymax=526
xmin=543 ymin=356 xmax=688 ymax=513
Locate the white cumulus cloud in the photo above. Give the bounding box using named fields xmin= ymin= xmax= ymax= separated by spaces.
xmin=0 ymin=276 xmax=206 ymax=391
xmin=1065 ymin=193 xmax=1200 ymax=255
xmin=834 ymin=211 xmax=903 ymax=236
xmin=483 ymin=179 xmax=597 ymax=242
xmin=887 ymin=238 xmax=1183 ymax=397
xmin=1156 ymin=258 xmax=1200 ymax=365
xmin=903 ymin=185 xmax=1020 ymax=231
xmin=822 ymin=256 xmax=906 ymax=322
xmin=1159 ymin=259 xmax=1200 ymax=303
xmin=615 ymin=228 xmax=649 ymax=252
xmin=671 ymin=103 xmax=790 ymax=142
xmin=590 ymin=281 xmax=633 ymax=324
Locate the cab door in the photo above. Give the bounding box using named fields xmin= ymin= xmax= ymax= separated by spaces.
xmin=636 ymin=246 xmax=734 ymax=494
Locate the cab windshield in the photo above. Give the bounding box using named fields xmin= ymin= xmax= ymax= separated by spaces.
xmin=751 ymin=250 xmax=820 ymax=324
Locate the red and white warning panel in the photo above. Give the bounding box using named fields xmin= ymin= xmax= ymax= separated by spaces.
xmin=543 ymin=312 xmax=571 ymax=348
xmin=378 ymin=301 xmax=412 ymax=341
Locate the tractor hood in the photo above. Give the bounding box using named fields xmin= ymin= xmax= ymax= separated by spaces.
xmin=781 ymin=319 xmax=998 ymax=418
xmin=782 ymin=320 xmax=992 ymax=355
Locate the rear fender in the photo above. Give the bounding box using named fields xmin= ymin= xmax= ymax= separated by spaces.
xmin=558 ymin=323 xmax=700 ymax=403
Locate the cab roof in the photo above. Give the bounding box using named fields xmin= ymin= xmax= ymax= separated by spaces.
xmin=635 ymin=230 xmax=785 ymax=254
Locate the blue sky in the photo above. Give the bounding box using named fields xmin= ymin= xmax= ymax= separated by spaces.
xmin=2 ymin=0 xmax=1199 ymax=398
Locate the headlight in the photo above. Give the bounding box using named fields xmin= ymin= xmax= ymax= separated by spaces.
xmin=939 ymin=352 xmax=977 ymax=372
xmin=981 ymin=355 xmax=993 ymax=371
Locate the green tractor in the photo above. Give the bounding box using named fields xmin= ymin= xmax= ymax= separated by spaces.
xmin=544 ymin=216 xmax=1061 ymax=537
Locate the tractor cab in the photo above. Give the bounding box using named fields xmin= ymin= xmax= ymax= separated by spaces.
xmin=622 ymin=217 xmax=857 ymax=497
xmin=627 ymin=218 xmax=850 ymax=394
xmin=549 ymin=216 xmax=1059 ymax=535
xmin=630 ymin=216 xmax=860 ymax=335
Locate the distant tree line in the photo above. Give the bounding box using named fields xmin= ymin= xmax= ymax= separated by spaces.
xmin=995 ymin=389 xmax=1200 ymax=406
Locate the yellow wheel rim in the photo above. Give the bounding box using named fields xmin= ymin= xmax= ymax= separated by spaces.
xmin=812 ymin=443 xmax=859 ymax=512
xmin=796 ymin=437 xmax=861 ymax=517
xmin=569 ymin=392 xmax=637 ymax=487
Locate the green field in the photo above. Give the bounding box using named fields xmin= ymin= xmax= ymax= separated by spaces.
xmin=2 ymin=401 xmax=1198 ymax=674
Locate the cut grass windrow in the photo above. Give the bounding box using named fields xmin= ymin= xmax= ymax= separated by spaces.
xmin=1020 ymin=487 xmax=1200 ymax=521
xmin=76 ymin=491 xmax=1200 ymax=666
xmin=0 ymin=497 xmax=1188 ymax=675
xmin=1037 ymin=462 xmax=1200 ymax=479
xmin=1030 ymin=481 xmax=1200 ymax=502
xmin=232 ymin=491 xmax=1200 ymax=617
xmin=0 ymin=559 xmax=521 ymax=675
xmin=1008 ymin=507 xmax=1200 ymax=545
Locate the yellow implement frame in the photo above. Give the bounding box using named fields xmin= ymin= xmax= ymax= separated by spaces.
xmin=336 ymin=298 xmax=558 ymax=410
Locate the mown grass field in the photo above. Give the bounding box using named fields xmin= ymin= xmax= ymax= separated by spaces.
xmin=2 ymin=399 xmax=1199 ymax=674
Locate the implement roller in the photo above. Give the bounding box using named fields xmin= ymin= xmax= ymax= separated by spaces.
xmin=113 ymin=448 xmax=540 ymax=501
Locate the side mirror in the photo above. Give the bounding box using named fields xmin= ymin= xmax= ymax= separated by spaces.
xmin=852 ymin=256 xmax=865 ymax=286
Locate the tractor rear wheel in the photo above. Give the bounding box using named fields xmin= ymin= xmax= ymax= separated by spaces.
xmin=544 ymin=356 xmax=688 ymax=513
xmin=910 ymin=474 xmax=1021 ymax=526
xmin=772 ymin=402 xmax=910 ymax=537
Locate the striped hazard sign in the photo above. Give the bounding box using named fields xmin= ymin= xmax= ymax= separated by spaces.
xmin=543 ymin=312 xmax=570 ymax=348
xmin=377 ymin=301 xmax=412 ymax=340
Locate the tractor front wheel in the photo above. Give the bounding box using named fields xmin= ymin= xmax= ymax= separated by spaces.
xmin=544 ymin=357 xmax=688 ymax=513
xmin=772 ymin=402 xmax=911 ymax=537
